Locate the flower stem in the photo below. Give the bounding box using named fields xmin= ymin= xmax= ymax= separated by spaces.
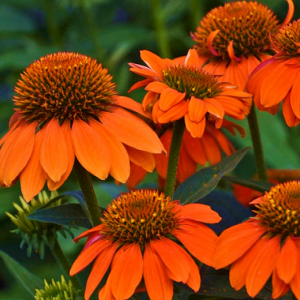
xmin=247 ymin=104 xmax=268 ymax=181
xmin=73 ymin=160 xmax=102 ymax=226
xmin=51 ymin=241 xmax=83 ymax=296
xmin=150 ymin=0 xmax=171 ymax=58
xmin=164 ymin=119 xmax=185 ymax=198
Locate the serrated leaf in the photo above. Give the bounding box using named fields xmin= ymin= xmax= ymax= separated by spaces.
xmin=222 ymin=175 xmax=273 ymax=192
xmin=0 ymin=251 xmax=44 ymax=297
xmin=27 ymin=203 xmax=92 ymax=228
xmin=174 ymin=147 xmax=250 ymax=204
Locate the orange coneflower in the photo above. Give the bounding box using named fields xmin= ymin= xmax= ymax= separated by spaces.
xmin=128 ymin=49 xmax=251 ymax=138
xmin=0 ymin=52 xmax=165 ymax=201
xmin=70 ymin=189 xmax=221 ymax=300
xmin=214 ymin=181 xmax=300 ymax=299
xmin=247 ymin=19 xmax=300 ymax=127
xmin=192 ymin=0 xmax=294 ymax=91
xmin=126 ymin=119 xmax=245 ymax=189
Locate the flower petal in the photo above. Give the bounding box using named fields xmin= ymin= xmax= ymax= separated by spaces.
xmin=188 ymin=96 xmax=207 ymax=122
xmin=114 ymin=96 xmax=151 ymax=118
xmin=71 ymin=118 xmax=111 ymax=180
xmin=177 ymin=142 xmax=196 ymax=182
xmin=272 ymin=269 xmax=290 ymax=299
xmin=73 ymin=224 xmax=103 ymax=243
xmin=145 ymin=81 xmax=170 ymax=94
xmin=157 ymin=100 xmax=189 ymax=123
xmin=159 ymin=88 xmax=186 ymax=111
xmin=282 ymin=91 xmax=300 ymax=127
xmin=202 ymin=131 xmax=222 ymax=165
xmin=143 ymin=244 xmax=173 ymax=300
xmin=140 ymin=50 xmax=165 ymax=75
xmin=184 ymin=114 xmax=206 ymax=138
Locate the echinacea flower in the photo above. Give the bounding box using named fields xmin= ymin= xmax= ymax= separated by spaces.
xmin=214 ymin=181 xmax=300 ymax=299
xmin=247 ymin=19 xmax=300 ymax=127
xmin=0 ymin=52 xmax=165 ymax=201
xmin=192 ymin=0 xmax=294 ymax=90
xmin=126 ymin=119 xmax=245 ymax=189
xmin=233 ymin=169 xmax=300 ymax=207
xmin=129 ymin=49 xmax=251 ymax=138
xmin=70 ymin=190 xmax=221 ymax=300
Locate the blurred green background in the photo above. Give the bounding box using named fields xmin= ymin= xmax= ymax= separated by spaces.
xmin=0 ymin=0 xmax=300 ymax=299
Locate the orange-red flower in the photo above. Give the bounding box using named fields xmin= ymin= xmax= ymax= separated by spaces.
xmin=0 ymin=52 xmax=165 ymax=201
xmin=192 ymin=0 xmax=294 ymax=90
xmin=247 ymin=19 xmax=300 ymax=127
xmin=126 ymin=119 xmax=245 ymax=189
xmin=215 ymin=181 xmax=300 ymax=299
xmin=129 ymin=49 xmax=251 ymax=138
xmin=70 ymin=190 xmax=221 ymax=300
xmin=233 ymin=169 xmax=300 ymax=207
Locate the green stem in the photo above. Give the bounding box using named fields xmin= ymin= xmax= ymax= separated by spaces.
xmin=51 ymin=241 xmax=83 ymax=296
xmin=73 ymin=160 xmax=102 ymax=227
xmin=247 ymin=104 xmax=268 ymax=181
xmin=164 ymin=119 xmax=185 ymax=198
xmin=150 ymin=0 xmax=171 ymax=58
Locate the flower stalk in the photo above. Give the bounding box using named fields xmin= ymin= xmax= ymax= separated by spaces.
xmin=73 ymin=160 xmax=102 ymax=226
xmin=164 ymin=118 xmax=185 ymax=198
xmin=247 ymin=104 xmax=268 ymax=181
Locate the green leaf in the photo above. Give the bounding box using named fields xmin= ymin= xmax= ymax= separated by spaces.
xmin=28 ymin=203 xmax=92 ymax=228
xmin=0 ymin=250 xmax=44 ymax=297
xmin=174 ymin=147 xmax=250 ymax=204
xmin=222 ymin=175 xmax=273 ymax=192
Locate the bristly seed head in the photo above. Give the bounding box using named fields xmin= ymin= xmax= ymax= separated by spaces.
xmin=273 ymin=20 xmax=300 ymax=57
xmin=101 ymin=190 xmax=179 ymax=244
xmin=254 ymin=181 xmax=300 ymax=238
xmin=13 ymin=52 xmax=117 ymax=126
xmin=193 ymin=1 xmax=279 ymax=60
xmin=162 ymin=65 xmax=223 ymax=99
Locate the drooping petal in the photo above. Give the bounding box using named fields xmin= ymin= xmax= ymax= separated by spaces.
xmin=289 ymin=75 xmax=300 ymax=119
xmin=114 ymin=96 xmax=151 ymax=118
xmin=71 ymin=118 xmax=111 ymax=180
xmin=40 ymin=118 xmax=68 ymax=182
xmin=85 ymin=243 xmax=118 ymax=300
xmin=140 ymin=50 xmax=165 ymax=75
xmin=145 ymin=81 xmax=170 ymax=94
xmin=290 ymin=248 xmax=300 ymax=300
xmin=47 ymin=120 xmax=75 ymax=190
xmin=282 ymin=91 xmax=300 ymax=127
xmin=184 ymin=114 xmax=206 ymax=138
xmin=128 ymin=78 xmax=152 ymax=93
xmin=157 ymin=100 xmax=189 ymax=123
xmin=100 ymin=108 xmax=165 ymax=153
xmin=0 ymin=122 xmax=36 ymax=187
xmin=73 ymin=224 xmax=103 ymax=243
xmin=142 ymin=91 xmax=157 ymax=111
xmin=98 ymin=273 xmax=115 ymax=300
xmin=173 ymin=220 xmax=218 ymax=266
xmin=143 ymin=244 xmax=173 ymax=300
xmin=177 ymin=142 xmax=196 ymax=182
xmin=125 ymin=163 xmax=147 ymax=189
xmin=70 ymin=238 xmax=112 ymax=275
xmin=158 ymin=88 xmax=186 ymax=111
xmin=188 ymin=97 xmax=207 ymax=122
xmin=202 ymin=132 xmax=222 ymax=165
xmin=272 ymin=269 xmax=290 ymax=299
xmin=245 ymin=235 xmax=280 ymax=298
xmin=204 ymin=98 xmax=225 ymax=119
xmin=20 ymin=128 xmax=47 ymax=202
xmin=276 ymin=236 xmax=298 ymax=284
xmin=90 ymin=118 xmax=130 ymax=183
xmin=110 ymin=244 xmax=143 ymax=300
xmin=214 ymin=220 xmax=265 ymax=269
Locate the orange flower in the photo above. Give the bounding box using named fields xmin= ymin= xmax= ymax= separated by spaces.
xmin=247 ymin=19 xmax=300 ymax=127
xmin=126 ymin=119 xmax=245 ymax=189
xmin=70 ymin=190 xmax=221 ymax=300
xmin=214 ymin=181 xmax=300 ymax=299
xmin=233 ymin=169 xmax=300 ymax=207
xmin=0 ymin=52 xmax=164 ymax=201
xmin=192 ymin=0 xmax=294 ymax=90
xmin=129 ymin=49 xmax=251 ymax=138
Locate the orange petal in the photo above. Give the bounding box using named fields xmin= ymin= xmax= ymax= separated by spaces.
xmin=140 ymin=50 xmax=165 ymax=75
xmin=202 ymin=131 xmax=222 ymax=165
xmin=145 ymin=81 xmax=170 ymax=94
xmin=125 ymin=145 xmax=155 ymax=173
xmin=204 ymin=98 xmax=225 ymax=119
xmin=129 ymin=67 xmax=161 ymax=79
xmin=126 ymin=163 xmax=147 ymax=189
xmin=177 ymin=142 xmax=196 ymax=182
xmin=20 ymin=128 xmax=47 ymax=202
xmin=206 ymin=30 xmax=220 ymax=56
xmin=73 ymin=224 xmax=103 ymax=243
xmin=0 ymin=118 xmax=22 ymax=146
xmin=128 ymin=78 xmax=152 ymax=93
xmin=110 ymin=244 xmax=143 ymax=300
xmin=159 ymin=88 xmax=186 ymax=111
xmin=71 ymin=118 xmax=111 ymax=180
xmin=245 ymin=236 xmax=281 ymax=297
xmin=89 ymin=118 xmax=130 ymax=183
xmin=289 ymin=75 xmax=300 ymax=118
xmin=114 ymin=95 xmax=151 ymax=118
xmin=186 ymin=255 xmax=201 ymax=292
xmin=98 ymin=275 xmax=115 ymax=300
xmin=281 ymin=0 xmax=294 ymax=27
xmin=150 ymin=237 xmax=191 ymax=283
xmin=272 ymin=269 xmax=290 ymax=299
xmin=173 ymin=203 xmax=221 ymax=224
xmin=0 ymin=122 xmax=36 ymax=187
xmin=223 ymin=59 xmax=248 ymax=90
xmin=40 ymin=118 xmax=68 ymax=182
xmin=185 ymin=49 xmax=201 ymax=66
xmin=157 ymin=100 xmax=188 ymax=123
xmin=282 ymin=91 xmax=300 ymax=127
xmin=100 ymin=108 xmax=165 ymax=153
xmin=184 ymin=114 xmax=206 ymax=138
xmin=70 ymin=238 xmax=112 ymax=276
xmin=143 ymin=244 xmax=173 ymax=300
xmin=85 ymin=243 xmax=118 ymax=299
xmin=290 ymin=248 xmax=300 ymax=299
xmin=173 ymin=220 xmax=218 ymax=266
xmin=47 ymin=120 xmax=75 ymax=191
xmin=142 ymin=91 xmax=157 ymax=111
xmin=188 ymin=97 xmax=207 ymax=122
xmin=214 ymin=220 xmax=265 ymax=269
xmin=276 ymin=236 xmax=298 ymax=283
